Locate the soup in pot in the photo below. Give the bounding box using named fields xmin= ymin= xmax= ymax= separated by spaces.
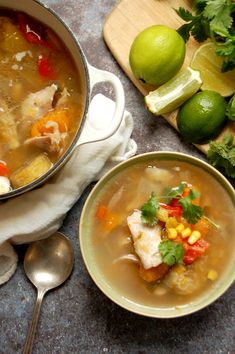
xmin=90 ymin=160 xmax=235 ymax=308
xmin=0 ymin=9 xmax=85 ymax=194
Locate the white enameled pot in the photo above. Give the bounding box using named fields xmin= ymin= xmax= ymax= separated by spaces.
xmin=0 ymin=0 xmax=125 ymax=199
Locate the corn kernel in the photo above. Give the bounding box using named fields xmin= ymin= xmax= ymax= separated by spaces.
xmin=167 ymin=228 xmax=178 ymax=240
xmin=188 ymin=230 xmax=201 ymax=244
xmin=176 ymin=223 xmax=185 ymax=233
xmin=157 ymin=208 xmax=169 ymax=222
xmin=181 ymin=227 xmax=191 ymax=239
xmin=166 ymin=217 xmax=178 ymax=229
xmin=207 ymin=270 xmax=218 ymax=281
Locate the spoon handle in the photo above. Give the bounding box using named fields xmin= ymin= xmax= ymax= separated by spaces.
xmin=23 ymin=288 xmax=46 ymax=354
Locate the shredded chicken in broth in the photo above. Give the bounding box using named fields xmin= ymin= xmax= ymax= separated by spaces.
xmin=0 ymin=10 xmax=84 ymax=193
xmin=91 ymin=161 xmax=235 ymax=308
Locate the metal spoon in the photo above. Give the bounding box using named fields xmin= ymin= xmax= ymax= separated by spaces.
xmin=23 ymin=232 xmax=74 ymax=354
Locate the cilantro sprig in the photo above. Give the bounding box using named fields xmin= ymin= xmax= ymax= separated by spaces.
xmin=159 ymin=240 xmax=184 ymax=266
xmin=165 ymin=183 xmax=204 ymax=224
xmin=164 ymin=182 xmax=186 ymax=203
xmin=178 ymin=189 xmax=204 ymax=224
xmin=208 ymin=134 xmax=235 ymax=178
xmin=176 ymin=0 xmax=235 ymax=72
xmin=140 ymin=192 xmax=159 ymax=227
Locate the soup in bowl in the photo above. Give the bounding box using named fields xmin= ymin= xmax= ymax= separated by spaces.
xmin=0 ymin=1 xmax=124 ymax=199
xmin=79 ymin=152 xmax=235 ymax=318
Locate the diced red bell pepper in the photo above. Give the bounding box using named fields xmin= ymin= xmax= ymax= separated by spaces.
xmin=0 ymin=162 xmax=9 ymax=177
xmin=170 ymin=198 xmax=180 ymax=207
xmin=183 ymin=239 xmax=209 ymax=265
xmin=160 ymin=203 xmax=182 ymax=217
xmin=38 ymin=56 xmax=55 ymax=80
xmin=17 ymin=13 xmax=53 ymax=48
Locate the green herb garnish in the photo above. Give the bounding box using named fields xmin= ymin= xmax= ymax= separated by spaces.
xmin=159 ymin=240 xmax=184 ymax=266
xmin=165 ymin=183 xmax=204 ymax=224
xmin=164 ymin=182 xmax=186 ymax=202
xmin=176 ymin=0 xmax=235 ymax=72
xmin=178 ymin=189 xmax=204 ymax=224
xmin=140 ymin=192 xmax=159 ymax=227
xmin=207 ymin=134 xmax=235 ymax=178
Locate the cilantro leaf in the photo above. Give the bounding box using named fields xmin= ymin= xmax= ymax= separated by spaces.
xmin=204 ymin=0 xmax=233 ymax=36
xmin=191 ymin=17 xmax=210 ymax=42
xmin=140 ymin=192 xmax=159 ymax=227
xmin=177 ymin=189 xmax=204 ymax=224
xmin=159 ymin=240 xmax=184 ymax=266
xmin=175 ymin=7 xmax=195 ymax=21
xmin=207 ymin=134 xmax=235 ymax=178
xmin=177 ymin=22 xmax=194 ymax=42
xmin=176 ymin=8 xmax=209 ymax=43
xmin=194 ymin=0 xmax=208 ymax=14
xmin=164 ymin=182 xmax=186 ymax=202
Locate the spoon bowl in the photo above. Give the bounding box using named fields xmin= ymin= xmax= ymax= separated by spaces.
xmin=23 ymin=232 xmax=74 ymax=354
xmin=24 ymin=232 xmax=74 ymax=290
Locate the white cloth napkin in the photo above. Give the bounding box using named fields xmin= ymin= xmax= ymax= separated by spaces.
xmin=0 ymin=94 xmax=137 ymax=285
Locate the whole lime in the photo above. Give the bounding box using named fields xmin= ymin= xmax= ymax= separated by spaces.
xmin=129 ymin=25 xmax=185 ymax=85
xmin=177 ymin=90 xmax=227 ymax=144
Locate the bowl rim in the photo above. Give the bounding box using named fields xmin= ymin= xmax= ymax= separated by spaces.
xmin=79 ymin=151 xmax=235 ymax=318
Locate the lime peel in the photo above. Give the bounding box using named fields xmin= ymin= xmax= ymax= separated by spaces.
xmin=145 ymin=68 xmax=202 ymax=116
xmin=191 ymin=42 xmax=235 ymax=97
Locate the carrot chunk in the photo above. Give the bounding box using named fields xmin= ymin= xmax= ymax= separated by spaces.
xmin=139 ymin=263 xmax=169 ymax=282
xmin=31 ymin=108 xmax=70 ymax=137
xmin=96 ymin=205 xmax=107 ymax=219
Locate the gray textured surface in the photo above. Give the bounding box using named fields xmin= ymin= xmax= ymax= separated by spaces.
xmin=0 ymin=1 xmax=234 ymax=353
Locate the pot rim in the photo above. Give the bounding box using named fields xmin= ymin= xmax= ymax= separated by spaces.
xmin=0 ymin=0 xmax=90 ymax=200
xmin=79 ymin=151 xmax=235 ymax=318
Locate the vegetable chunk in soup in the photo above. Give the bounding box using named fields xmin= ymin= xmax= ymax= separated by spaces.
xmin=91 ymin=161 xmax=235 ymax=308
xmin=0 ymin=10 xmax=84 ymax=193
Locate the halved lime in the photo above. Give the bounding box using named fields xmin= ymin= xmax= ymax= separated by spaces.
xmin=145 ymin=67 xmax=202 ymax=115
xmin=191 ymin=42 xmax=235 ymax=97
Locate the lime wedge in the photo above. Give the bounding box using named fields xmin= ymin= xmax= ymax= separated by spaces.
xmin=191 ymin=42 xmax=235 ymax=97
xmin=145 ymin=67 xmax=202 ymax=115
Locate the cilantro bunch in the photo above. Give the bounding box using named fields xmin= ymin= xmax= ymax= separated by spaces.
xmin=208 ymin=134 xmax=235 ymax=178
xmin=176 ymin=0 xmax=235 ymax=72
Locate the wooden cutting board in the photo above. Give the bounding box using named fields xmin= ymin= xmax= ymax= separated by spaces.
xmin=103 ymin=0 xmax=235 ymax=154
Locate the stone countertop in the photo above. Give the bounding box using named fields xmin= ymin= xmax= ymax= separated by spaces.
xmin=0 ymin=1 xmax=234 ymax=353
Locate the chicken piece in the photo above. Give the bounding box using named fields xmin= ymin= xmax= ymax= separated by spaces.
xmin=56 ymin=88 xmax=70 ymax=108
xmin=0 ymin=100 xmax=19 ymax=150
xmin=10 ymin=154 xmax=52 ymax=188
xmin=24 ymin=136 xmax=59 ymax=153
xmin=21 ymin=84 xmax=58 ymax=123
xmin=0 ymin=176 xmax=11 ymax=194
xmin=25 ymin=121 xmax=68 ymax=154
xmin=127 ymin=210 xmax=162 ymax=269
xmin=145 ymin=167 xmax=173 ymax=184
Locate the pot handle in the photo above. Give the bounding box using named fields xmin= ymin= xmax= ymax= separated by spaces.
xmin=76 ymin=64 xmax=125 ymax=146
